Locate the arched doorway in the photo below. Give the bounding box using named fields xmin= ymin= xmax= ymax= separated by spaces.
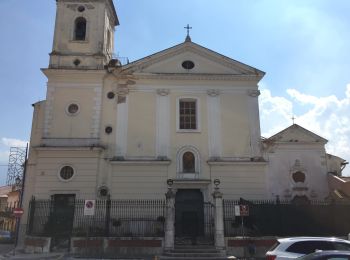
xmin=175 ymin=189 xmax=204 ymax=241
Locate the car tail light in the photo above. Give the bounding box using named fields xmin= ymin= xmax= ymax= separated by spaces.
xmin=266 ymin=255 xmax=276 ymax=260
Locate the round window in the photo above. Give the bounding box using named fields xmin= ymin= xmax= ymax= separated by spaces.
xmin=77 ymin=6 xmax=85 ymax=12
xmin=105 ymin=126 xmax=113 ymax=134
xmin=182 ymin=60 xmax=195 ymax=70
xmin=107 ymin=92 xmax=115 ymax=99
xmin=59 ymin=166 xmax=74 ymax=180
xmin=67 ymin=103 xmax=79 ymax=115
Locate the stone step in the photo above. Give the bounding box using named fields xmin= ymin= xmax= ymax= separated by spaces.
xmin=159 ymin=256 xmax=229 ymax=260
xmin=174 ymin=245 xmax=216 ymax=249
xmin=169 ymin=248 xmax=220 ymax=253
xmin=164 ymin=252 xmax=225 ymax=257
xmin=160 ymin=247 xmax=227 ymax=260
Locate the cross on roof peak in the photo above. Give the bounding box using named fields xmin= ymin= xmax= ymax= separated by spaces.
xmin=292 ymin=115 xmax=296 ymax=124
xmin=184 ymin=24 xmax=192 ymax=42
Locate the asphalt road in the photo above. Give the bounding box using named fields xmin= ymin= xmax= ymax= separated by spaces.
xmin=0 ymin=242 xmax=14 ymax=255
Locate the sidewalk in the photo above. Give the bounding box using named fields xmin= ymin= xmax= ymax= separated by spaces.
xmin=0 ymin=252 xmax=64 ymax=259
xmin=0 ymin=250 xmax=151 ymax=260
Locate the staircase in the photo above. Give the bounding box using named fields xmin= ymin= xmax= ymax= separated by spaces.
xmin=160 ymin=245 xmax=227 ymax=260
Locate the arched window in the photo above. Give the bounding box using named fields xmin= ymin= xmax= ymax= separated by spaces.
xmin=74 ymin=17 xmax=86 ymax=41
xmin=177 ymin=146 xmax=200 ymax=179
xmin=183 ymin=152 xmax=195 ymax=173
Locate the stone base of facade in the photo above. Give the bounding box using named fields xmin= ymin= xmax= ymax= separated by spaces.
xmin=71 ymin=237 xmax=164 ymax=258
xmin=24 ymin=236 xmax=51 ymax=253
xmin=225 ymin=237 xmax=277 ymax=258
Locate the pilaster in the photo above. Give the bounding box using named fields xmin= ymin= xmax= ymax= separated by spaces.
xmin=212 ymin=182 xmax=225 ymax=250
xmin=164 ymin=185 xmax=175 ymax=251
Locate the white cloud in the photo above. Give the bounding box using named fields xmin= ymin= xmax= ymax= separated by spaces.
xmin=1 ymin=138 xmax=27 ymax=148
xmin=259 ymin=88 xmax=293 ymax=137
xmin=0 ymin=151 xmax=10 ymax=164
xmin=260 ymin=84 xmax=350 ymax=176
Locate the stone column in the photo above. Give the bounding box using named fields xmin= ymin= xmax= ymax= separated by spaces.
xmin=212 ymin=186 xmax=225 ymax=250
xmin=164 ymin=187 xmax=175 ymax=251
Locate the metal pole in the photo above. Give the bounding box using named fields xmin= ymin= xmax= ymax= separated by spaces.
xmin=19 ymin=143 xmax=29 ymax=208
xmin=13 ymin=143 xmax=28 ymax=255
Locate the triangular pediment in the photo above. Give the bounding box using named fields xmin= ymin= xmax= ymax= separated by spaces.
xmin=120 ymin=41 xmax=265 ymax=79
xmin=267 ymin=124 xmax=328 ymax=144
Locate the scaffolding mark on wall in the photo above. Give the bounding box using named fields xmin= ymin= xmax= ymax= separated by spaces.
xmin=6 ymin=146 xmax=27 ymax=186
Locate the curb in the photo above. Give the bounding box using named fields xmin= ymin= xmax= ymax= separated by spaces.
xmin=0 ymin=252 xmax=64 ymax=260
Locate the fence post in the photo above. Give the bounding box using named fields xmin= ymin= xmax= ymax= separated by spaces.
xmin=27 ymin=196 xmax=35 ymax=235
xmin=212 ymin=185 xmax=225 ymax=250
xmin=105 ymin=195 xmax=111 ymax=237
xmin=164 ymin=187 xmax=175 ymax=251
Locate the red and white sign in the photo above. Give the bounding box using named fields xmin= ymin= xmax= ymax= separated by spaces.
xmin=84 ymin=200 xmax=95 ymax=216
xmin=234 ymin=205 xmax=249 ymax=216
xmin=240 ymin=205 xmax=249 ymax=216
xmin=13 ymin=208 xmax=24 ymax=218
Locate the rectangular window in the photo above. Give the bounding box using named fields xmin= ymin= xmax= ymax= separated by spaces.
xmin=179 ymin=100 xmax=197 ymax=129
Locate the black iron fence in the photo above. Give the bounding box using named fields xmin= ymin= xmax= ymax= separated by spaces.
xmin=224 ymin=199 xmax=350 ymax=237
xmin=27 ymin=197 xmax=166 ymax=237
xmin=203 ymin=202 xmax=215 ymax=239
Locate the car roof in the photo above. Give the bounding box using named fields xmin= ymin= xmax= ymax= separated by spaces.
xmin=277 ymin=237 xmax=349 ymax=243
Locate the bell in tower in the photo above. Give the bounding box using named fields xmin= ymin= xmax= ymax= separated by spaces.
xmin=49 ymin=0 xmax=119 ymax=69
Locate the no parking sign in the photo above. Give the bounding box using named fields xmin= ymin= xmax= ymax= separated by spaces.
xmin=84 ymin=200 xmax=95 ymax=216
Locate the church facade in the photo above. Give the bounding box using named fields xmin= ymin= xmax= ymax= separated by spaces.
xmin=20 ymin=0 xmax=347 ymax=254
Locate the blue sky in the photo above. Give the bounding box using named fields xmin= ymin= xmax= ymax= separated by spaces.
xmin=0 ymin=0 xmax=350 ymax=183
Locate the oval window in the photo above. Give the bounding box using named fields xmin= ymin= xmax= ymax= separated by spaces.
xmin=182 ymin=60 xmax=195 ymax=70
xmin=292 ymin=171 xmax=306 ymax=183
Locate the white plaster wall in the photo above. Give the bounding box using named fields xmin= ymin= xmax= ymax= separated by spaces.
xmin=266 ymin=145 xmax=329 ymax=200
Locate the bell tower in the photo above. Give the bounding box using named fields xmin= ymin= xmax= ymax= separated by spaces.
xmin=49 ymin=0 xmax=119 ymax=69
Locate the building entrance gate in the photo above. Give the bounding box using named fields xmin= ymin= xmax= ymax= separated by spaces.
xmin=175 ymin=189 xmax=214 ymax=245
xmin=49 ymin=194 xmax=75 ymax=251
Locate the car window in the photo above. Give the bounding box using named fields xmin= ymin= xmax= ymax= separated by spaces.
xmin=334 ymin=243 xmax=350 ymax=251
xmin=268 ymin=242 xmax=280 ymax=251
xmin=286 ymin=241 xmax=334 ymax=254
xmin=326 ymin=257 xmax=349 ymax=260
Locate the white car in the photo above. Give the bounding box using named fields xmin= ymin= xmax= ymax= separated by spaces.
xmin=266 ymin=237 xmax=350 ymax=260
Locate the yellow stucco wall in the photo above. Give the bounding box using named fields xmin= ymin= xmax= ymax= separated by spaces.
xmin=49 ymin=87 xmax=96 ymax=138
xmin=221 ymin=93 xmax=251 ymax=157
xmin=127 ymin=92 xmax=156 ymax=157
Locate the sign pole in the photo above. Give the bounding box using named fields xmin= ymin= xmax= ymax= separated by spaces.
xmin=12 ymin=208 xmax=24 ymax=255
xmin=13 ymin=216 xmax=20 ymax=256
xmin=241 ymin=216 xmax=244 ymax=237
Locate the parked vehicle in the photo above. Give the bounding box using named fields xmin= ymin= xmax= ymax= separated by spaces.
xmin=298 ymin=250 xmax=350 ymax=260
xmin=0 ymin=230 xmax=12 ymax=243
xmin=266 ymin=237 xmax=350 ymax=260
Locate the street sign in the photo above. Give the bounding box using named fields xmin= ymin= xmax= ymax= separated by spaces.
xmin=13 ymin=208 xmax=24 ymax=218
xmin=240 ymin=205 xmax=249 ymax=216
xmin=84 ymin=200 xmax=95 ymax=216
xmin=234 ymin=205 xmax=241 ymax=216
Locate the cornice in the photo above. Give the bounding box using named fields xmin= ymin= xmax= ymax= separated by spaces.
xmin=132 ymin=73 xmax=263 ymax=81
xmin=34 ymin=146 xmax=104 ymax=152
xmin=42 ymin=68 xmax=106 ymax=81
xmin=109 ymin=160 xmax=171 ymax=166
xmin=207 ymin=161 xmax=267 ymax=166
xmin=120 ymin=42 xmax=264 ymax=78
xmin=58 ymin=0 xmax=119 ymax=26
